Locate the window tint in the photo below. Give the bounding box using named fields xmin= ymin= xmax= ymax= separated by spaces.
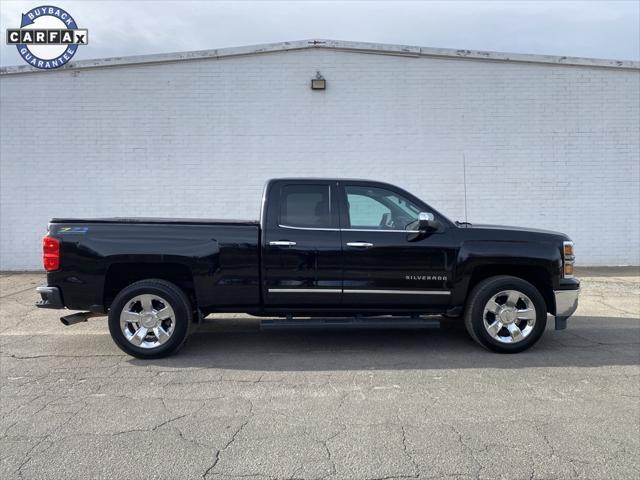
xmin=346 ymin=185 xmax=420 ymax=230
xmin=280 ymin=184 xmax=332 ymax=228
xmin=347 ymin=193 xmax=391 ymax=228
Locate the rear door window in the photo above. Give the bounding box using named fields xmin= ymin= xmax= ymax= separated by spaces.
xmin=280 ymin=184 xmax=332 ymax=228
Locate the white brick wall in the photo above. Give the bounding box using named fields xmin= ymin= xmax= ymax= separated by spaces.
xmin=1 ymin=48 xmax=639 ymax=269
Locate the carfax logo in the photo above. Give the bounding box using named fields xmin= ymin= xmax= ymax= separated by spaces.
xmin=6 ymin=5 xmax=87 ymax=69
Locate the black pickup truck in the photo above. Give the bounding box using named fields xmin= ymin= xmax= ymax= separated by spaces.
xmin=37 ymin=178 xmax=579 ymax=358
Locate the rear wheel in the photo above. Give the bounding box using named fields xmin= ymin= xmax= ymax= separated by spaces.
xmin=464 ymin=275 xmax=547 ymax=353
xmin=108 ymin=279 xmax=192 ymax=359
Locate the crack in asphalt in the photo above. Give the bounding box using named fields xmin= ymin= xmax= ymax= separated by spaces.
xmin=400 ymin=426 xmax=420 ymax=478
xmin=445 ymin=423 xmax=483 ymax=480
xmin=318 ymin=427 xmax=346 ymax=479
xmin=583 ymin=292 xmax=639 ymax=317
xmin=110 ymin=411 xmax=194 ymax=437
xmin=15 ymin=397 xmax=88 ymax=478
xmin=0 ymin=285 xmax=40 ymax=299
xmin=202 ymin=400 xmax=254 ymax=479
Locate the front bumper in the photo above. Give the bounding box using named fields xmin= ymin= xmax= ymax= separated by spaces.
xmin=35 ymin=286 xmax=64 ymax=309
xmin=553 ymin=288 xmax=580 ymax=330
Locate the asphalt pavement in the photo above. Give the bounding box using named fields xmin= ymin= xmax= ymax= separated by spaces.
xmin=1 ymin=268 xmax=638 ymax=479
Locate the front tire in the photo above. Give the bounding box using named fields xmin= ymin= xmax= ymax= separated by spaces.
xmin=464 ymin=275 xmax=547 ymax=353
xmin=108 ymin=279 xmax=192 ymax=359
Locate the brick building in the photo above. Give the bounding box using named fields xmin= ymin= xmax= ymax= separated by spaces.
xmin=1 ymin=40 xmax=638 ymax=269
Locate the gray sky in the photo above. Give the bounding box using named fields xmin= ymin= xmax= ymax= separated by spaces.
xmin=1 ymin=0 xmax=639 ymax=67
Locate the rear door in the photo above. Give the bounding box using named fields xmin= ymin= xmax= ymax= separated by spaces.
xmin=262 ymin=180 xmax=342 ymax=307
xmin=339 ymin=182 xmax=455 ymax=309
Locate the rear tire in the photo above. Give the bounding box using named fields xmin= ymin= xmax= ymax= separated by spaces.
xmin=464 ymin=275 xmax=547 ymax=353
xmin=108 ymin=279 xmax=192 ymax=359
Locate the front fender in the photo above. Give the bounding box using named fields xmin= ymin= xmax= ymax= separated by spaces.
xmin=450 ymin=240 xmax=561 ymax=307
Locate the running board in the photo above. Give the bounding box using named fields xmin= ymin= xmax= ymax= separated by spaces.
xmin=60 ymin=311 xmax=104 ymax=326
xmin=260 ymin=316 xmax=441 ymax=331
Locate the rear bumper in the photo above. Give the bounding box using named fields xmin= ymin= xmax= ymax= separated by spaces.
xmin=35 ymin=286 xmax=64 ymax=309
xmin=554 ymin=288 xmax=580 ymax=330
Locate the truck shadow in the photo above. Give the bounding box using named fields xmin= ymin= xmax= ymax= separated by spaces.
xmin=130 ymin=315 xmax=640 ymax=370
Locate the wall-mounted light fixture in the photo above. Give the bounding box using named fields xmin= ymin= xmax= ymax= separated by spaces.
xmin=311 ymin=71 xmax=326 ymax=90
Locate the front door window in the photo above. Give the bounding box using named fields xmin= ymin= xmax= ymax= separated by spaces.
xmin=345 ymin=185 xmax=421 ymax=230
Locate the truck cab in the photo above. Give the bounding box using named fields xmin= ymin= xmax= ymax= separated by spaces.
xmin=261 ymin=179 xmax=456 ymax=313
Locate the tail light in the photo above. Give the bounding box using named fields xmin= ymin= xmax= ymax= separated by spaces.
xmin=42 ymin=236 xmax=60 ymax=271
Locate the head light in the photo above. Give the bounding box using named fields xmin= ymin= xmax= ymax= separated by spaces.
xmin=563 ymin=241 xmax=575 ymax=278
xmin=564 ymin=243 xmax=574 ymax=256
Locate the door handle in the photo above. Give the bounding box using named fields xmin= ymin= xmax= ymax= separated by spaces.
xmin=269 ymin=241 xmax=297 ymax=247
xmin=346 ymin=242 xmax=373 ymax=248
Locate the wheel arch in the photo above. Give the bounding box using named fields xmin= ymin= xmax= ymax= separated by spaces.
xmin=103 ymin=262 xmax=196 ymax=310
xmin=465 ymin=265 xmax=555 ymax=315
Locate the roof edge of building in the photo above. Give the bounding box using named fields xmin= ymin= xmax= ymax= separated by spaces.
xmin=1 ymin=38 xmax=638 ymax=75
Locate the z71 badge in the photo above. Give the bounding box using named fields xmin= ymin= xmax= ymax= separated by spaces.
xmin=58 ymin=226 xmax=88 ymax=234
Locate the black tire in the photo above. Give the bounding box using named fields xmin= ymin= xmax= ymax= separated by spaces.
xmin=464 ymin=275 xmax=547 ymax=353
xmin=108 ymin=279 xmax=192 ymax=359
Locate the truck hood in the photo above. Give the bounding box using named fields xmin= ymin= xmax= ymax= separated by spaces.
xmin=457 ymin=223 xmax=570 ymax=241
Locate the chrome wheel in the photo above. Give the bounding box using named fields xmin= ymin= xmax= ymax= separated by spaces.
xmin=119 ymin=294 xmax=175 ymax=349
xmin=482 ymin=289 xmax=536 ymax=344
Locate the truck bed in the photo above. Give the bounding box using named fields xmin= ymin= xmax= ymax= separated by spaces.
xmin=46 ymin=218 xmax=261 ymax=312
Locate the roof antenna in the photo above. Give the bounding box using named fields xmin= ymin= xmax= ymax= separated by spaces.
xmin=462 ymin=153 xmax=468 ymax=223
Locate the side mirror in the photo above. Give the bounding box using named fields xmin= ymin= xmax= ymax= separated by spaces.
xmin=418 ymin=212 xmax=437 ymax=231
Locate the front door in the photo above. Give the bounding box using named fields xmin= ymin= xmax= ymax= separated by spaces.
xmin=263 ymin=181 xmax=342 ymax=307
xmin=339 ymin=183 xmax=455 ymax=310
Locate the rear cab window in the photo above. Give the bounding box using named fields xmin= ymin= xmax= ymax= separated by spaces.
xmin=280 ymin=184 xmax=333 ymax=228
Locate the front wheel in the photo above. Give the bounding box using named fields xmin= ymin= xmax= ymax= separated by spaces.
xmin=464 ymin=275 xmax=547 ymax=353
xmin=108 ymin=279 xmax=192 ymax=359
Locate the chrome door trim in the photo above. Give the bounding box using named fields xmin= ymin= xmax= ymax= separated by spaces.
xmin=268 ymin=288 xmax=342 ymax=293
xmin=278 ymin=224 xmax=340 ymax=232
xmin=269 ymin=241 xmax=297 ymax=246
xmin=278 ymin=224 xmax=418 ymax=233
xmin=346 ymin=242 xmax=373 ymax=248
xmin=268 ymin=288 xmax=450 ymax=295
xmin=343 ymin=228 xmax=416 ymax=233
xmin=343 ymin=289 xmax=450 ymax=295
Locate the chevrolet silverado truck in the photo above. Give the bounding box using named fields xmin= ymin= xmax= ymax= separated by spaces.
xmin=36 ymin=178 xmax=579 ymax=358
